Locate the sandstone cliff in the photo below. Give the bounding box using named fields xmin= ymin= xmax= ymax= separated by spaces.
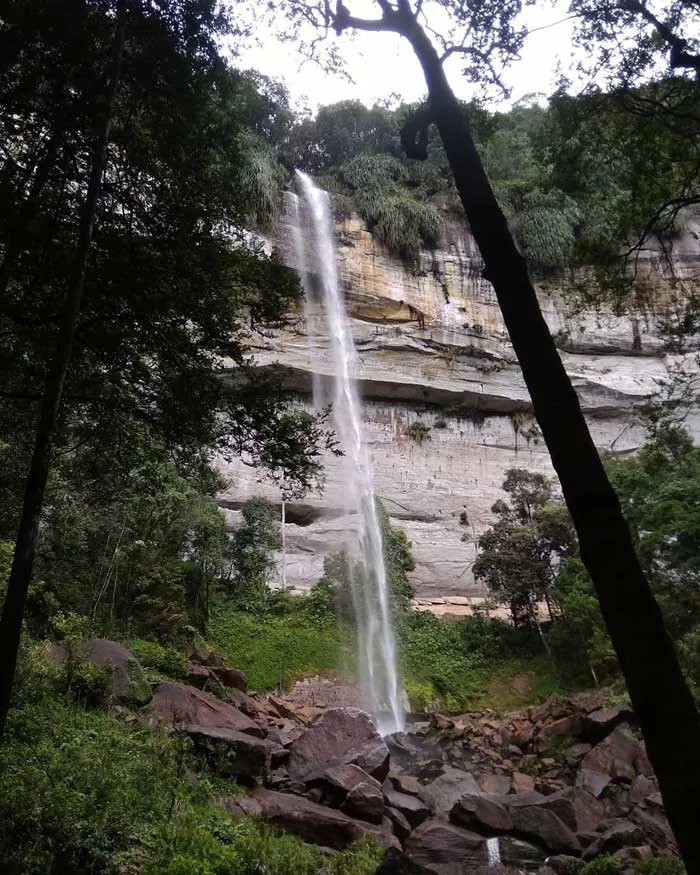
xmin=216 ymin=210 xmax=700 ymax=599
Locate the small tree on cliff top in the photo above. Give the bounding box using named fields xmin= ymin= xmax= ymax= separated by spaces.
xmin=249 ymin=2 xmax=700 ymax=868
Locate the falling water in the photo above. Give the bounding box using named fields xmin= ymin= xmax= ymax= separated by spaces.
xmin=291 ymin=171 xmax=405 ymax=735
xmin=486 ymin=837 xmax=502 ymax=867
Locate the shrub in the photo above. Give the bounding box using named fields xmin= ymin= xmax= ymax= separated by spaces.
xmin=127 ymin=637 xmax=189 ymax=678
xmin=406 ymin=421 xmax=431 ymax=445
xmin=579 ymin=855 xmax=623 ymax=875
xmin=635 ymin=858 xmax=686 ymax=875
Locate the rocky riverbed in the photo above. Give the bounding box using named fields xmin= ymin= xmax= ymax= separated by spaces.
xmin=76 ymin=638 xmax=681 ymax=874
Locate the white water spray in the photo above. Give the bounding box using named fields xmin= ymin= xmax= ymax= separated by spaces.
xmin=291 ymin=171 xmax=405 ymax=734
xmin=486 ymin=837 xmax=502 ymax=867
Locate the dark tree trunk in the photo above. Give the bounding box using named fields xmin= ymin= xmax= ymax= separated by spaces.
xmin=0 ymin=6 xmax=128 ymax=741
xmin=400 ymin=16 xmax=700 ymax=873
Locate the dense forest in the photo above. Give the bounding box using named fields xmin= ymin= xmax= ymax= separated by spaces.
xmin=1 ymin=0 xmax=699 ymax=873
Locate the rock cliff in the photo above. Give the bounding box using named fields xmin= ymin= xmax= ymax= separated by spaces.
xmin=216 ymin=210 xmax=700 ymax=599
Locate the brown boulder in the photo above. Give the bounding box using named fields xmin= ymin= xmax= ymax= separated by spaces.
xmin=185 ymin=664 xmax=211 ymax=688
xmin=214 ymin=666 xmax=247 ymax=691
xmin=537 ymin=715 xmax=583 ymax=751
xmin=512 ymin=771 xmax=536 ymax=794
xmin=576 ymin=725 xmax=641 ymax=797
xmin=546 ymin=787 xmax=606 ymax=833
xmin=404 ymin=820 xmax=487 ymax=872
xmin=342 ymin=779 xmax=385 ymax=823
xmin=417 ymin=767 xmax=482 ymax=817
xmin=188 ymin=726 xmax=276 ymax=781
xmin=582 ymin=820 xmax=645 ymax=860
xmin=480 ymin=773 xmax=512 ymax=796
xmin=386 ymin=806 xmax=412 ymax=841
xmin=227 ymin=788 xmax=396 ymax=850
xmin=51 ymin=639 xmax=151 ymax=706
xmin=583 ymin=706 xmax=635 ymax=743
xmin=629 ymin=775 xmax=657 ymax=805
xmin=142 ymin=681 xmax=263 ymax=737
xmin=450 ymin=793 xmax=513 ymax=834
xmin=350 ymin=739 xmax=391 ymax=781
xmin=384 ymin=781 xmax=431 ymax=827
xmin=568 ymin=691 xmax=606 ymax=714
xmin=510 ymin=804 xmax=582 ymax=855
xmin=287 ymin=708 xmax=381 ymax=778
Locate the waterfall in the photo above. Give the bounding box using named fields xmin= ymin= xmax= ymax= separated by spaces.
xmin=291 ymin=171 xmax=405 ymax=735
xmin=486 ymin=837 xmax=501 ymax=867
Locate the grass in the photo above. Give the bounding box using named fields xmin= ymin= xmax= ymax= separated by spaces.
xmin=207 ymin=602 xmax=354 ymax=691
xmin=1 ymin=640 xmax=383 ymax=875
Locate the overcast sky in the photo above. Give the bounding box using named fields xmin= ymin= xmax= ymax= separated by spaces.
xmin=236 ymin=2 xmax=578 ymax=114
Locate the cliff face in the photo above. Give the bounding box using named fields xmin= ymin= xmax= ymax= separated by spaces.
xmin=216 ymin=211 xmax=700 ymax=599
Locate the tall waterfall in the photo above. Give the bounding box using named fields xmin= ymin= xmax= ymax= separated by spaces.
xmin=291 ymin=171 xmax=405 ymax=735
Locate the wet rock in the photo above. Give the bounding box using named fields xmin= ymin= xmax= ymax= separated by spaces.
xmin=227 ymin=788 xmax=396 ymax=850
xmin=142 ymin=681 xmax=263 ymax=737
xmin=499 ymin=835 xmax=548 ymax=869
xmin=403 ymin=820 xmax=487 ymax=872
xmin=450 ymin=793 xmax=513 ymax=834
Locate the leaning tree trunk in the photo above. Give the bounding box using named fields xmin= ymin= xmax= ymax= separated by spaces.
xmin=400 ymin=16 xmax=700 ymax=873
xmin=0 ymin=6 xmax=128 ymax=741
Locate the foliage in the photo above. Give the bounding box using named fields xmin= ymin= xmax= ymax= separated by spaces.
xmin=548 ymin=554 xmax=617 ymax=686
xmin=578 ymin=855 xmax=623 ymax=875
xmin=406 ymin=421 xmax=432 ymax=445
xmin=207 ymin=602 xmax=350 ymax=690
xmin=127 ymin=638 xmax=189 ymax=679
xmin=634 ymin=857 xmax=686 ymax=875
xmin=473 ymin=468 xmax=575 ymax=626
xmin=1 ymin=642 xmax=382 ymax=874
xmin=397 ymin=611 xmax=481 ymax=712
xmin=224 ymin=498 xmax=281 ymax=613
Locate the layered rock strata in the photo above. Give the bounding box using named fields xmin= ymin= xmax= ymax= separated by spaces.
xmin=217 ymin=210 xmax=700 ymax=598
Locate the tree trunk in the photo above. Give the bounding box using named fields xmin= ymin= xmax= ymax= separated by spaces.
xmin=401 ymin=17 xmax=700 ymax=873
xmin=0 ymin=6 xmax=128 ymax=741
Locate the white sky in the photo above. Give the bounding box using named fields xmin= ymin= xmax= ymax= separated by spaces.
xmin=236 ymin=2 xmax=578 ymax=114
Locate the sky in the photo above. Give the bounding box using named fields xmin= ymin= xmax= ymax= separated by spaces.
xmin=234 ymin=2 xmax=578 ymax=114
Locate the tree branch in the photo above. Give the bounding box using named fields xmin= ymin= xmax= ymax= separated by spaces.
xmin=621 ymin=0 xmax=700 ymax=74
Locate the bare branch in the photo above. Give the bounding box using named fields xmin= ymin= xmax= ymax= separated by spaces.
xmin=620 ymin=0 xmax=700 ymax=74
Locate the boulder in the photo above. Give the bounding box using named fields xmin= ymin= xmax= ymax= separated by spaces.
xmin=51 ymin=639 xmax=152 ymax=706
xmin=214 ymin=666 xmax=247 ymax=691
xmin=188 ymin=726 xmax=277 ymax=781
xmin=316 ymin=762 xmax=377 ymax=797
xmin=629 ymin=775 xmax=657 ymax=805
xmin=416 ymin=767 xmax=482 ymax=817
xmin=630 ymin=808 xmax=678 ymax=854
xmin=546 ymin=787 xmax=606 ymax=833
xmin=227 ymin=787 xmax=396 ymax=850
xmin=350 ymin=739 xmax=391 ymax=781
xmin=286 ymin=708 xmax=381 ymax=778
xmin=568 ymin=691 xmax=606 ymax=714
xmin=537 ymin=716 xmax=583 ymax=751
xmin=450 ymin=793 xmax=513 ymax=834
xmin=565 ymin=743 xmax=592 ymax=767
xmin=384 ymin=781 xmax=431 ymax=827
xmin=544 ymin=855 xmax=582 ymax=875
xmin=509 ymin=804 xmax=582 ymax=855
xmin=512 ymin=771 xmax=536 ymax=794
xmin=375 ymin=847 xmax=433 ymax=874
xmin=576 ymin=725 xmax=641 ymax=797
xmin=582 ymin=820 xmax=645 ymax=860
xmin=480 ymin=773 xmax=512 ymax=796
xmin=142 ymin=681 xmax=263 ymax=737
xmin=403 ymin=820 xmax=487 ymax=872
xmin=583 ymin=706 xmax=635 ymax=743
xmin=386 ymin=806 xmax=412 ymax=841
xmin=499 ymin=836 xmax=548 ymax=869
xmin=342 ymin=779 xmax=385 ymax=823
xmin=185 ymin=664 xmax=211 ymax=689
